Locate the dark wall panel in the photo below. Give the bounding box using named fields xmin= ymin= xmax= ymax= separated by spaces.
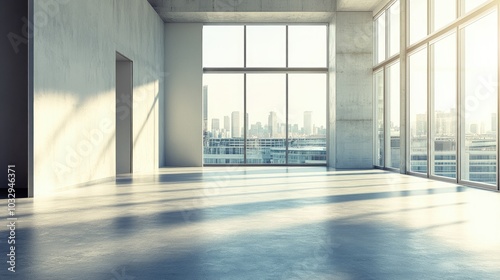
xmin=0 ymin=0 xmax=30 ymax=198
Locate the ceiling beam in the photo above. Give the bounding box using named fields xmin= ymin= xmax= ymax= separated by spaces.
xmin=147 ymin=0 xmax=337 ymax=22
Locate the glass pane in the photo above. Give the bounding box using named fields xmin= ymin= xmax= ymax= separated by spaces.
xmin=431 ymin=33 xmax=457 ymax=179
xmin=463 ymin=0 xmax=490 ymax=15
xmin=246 ymin=74 xmax=286 ymax=164
xmin=409 ymin=48 xmax=428 ymax=174
xmin=288 ymin=26 xmax=327 ymax=67
xmin=247 ymin=26 xmax=286 ymax=67
xmin=375 ymin=12 xmax=386 ymax=64
xmin=432 ymin=0 xmax=456 ymax=31
xmin=388 ymin=1 xmax=400 ymax=57
xmin=461 ymin=11 xmax=498 ymax=185
xmin=387 ymin=62 xmax=401 ymax=169
xmin=203 ymin=74 xmax=244 ymax=164
xmin=288 ymin=74 xmax=327 ymax=164
xmin=203 ymin=26 xmax=244 ymax=67
xmin=375 ymin=70 xmax=384 ymax=166
xmin=409 ymin=0 xmax=428 ymax=45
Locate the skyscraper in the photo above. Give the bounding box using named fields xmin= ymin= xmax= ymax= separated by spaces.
xmin=224 ymin=116 xmax=230 ymax=131
xmin=304 ymin=111 xmax=312 ymax=135
xmin=268 ymin=111 xmax=278 ymax=138
xmin=232 ymin=111 xmax=240 ymax=138
xmin=212 ymin=118 xmax=220 ymax=130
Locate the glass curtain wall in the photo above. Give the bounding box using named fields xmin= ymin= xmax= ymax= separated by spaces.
xmin=432 ymin=0 xmax=457 ymax=32
xmin=288 ymin=74 xmax=327 ymax=164
xmin=388 ymin=2 xmax=400 ymax=57
xmin=373 ymin=0 xmax=401 ymax=170
xmin=203 ymin=25 xmax=327 ymax=165
xmin=246 ymin=74 xmax=286 ymax=164
xmin=375 ymin=70 xmax=385 ymax=167
xmin=375 ymin=11 xmax=386 ymax=64
xmin=409 ymin=0 xmax=427 ymax=45
xmin=430 ymin=33 xmax=457 ymax=179
xmin=408 ymin=48 xmax=428 ymax=174
xmin=374 ymin=0 xmax=499 ymax=190
xmin=202 ymin=74 xmax=245 ymax=164
xmin=387 ymin=62 xmax=401 ymax=169
xmin=460 ymin=10 xmax=498 ymax=185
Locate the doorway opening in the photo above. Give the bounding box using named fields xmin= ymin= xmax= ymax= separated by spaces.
xmin=116 ymin=52 xmax=133 ymax=174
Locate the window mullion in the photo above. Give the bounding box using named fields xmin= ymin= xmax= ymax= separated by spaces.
xmin=243 ymin=25 xmax=247 ymax=163
xmin=285 ymin=25 xmax=289 ymax=164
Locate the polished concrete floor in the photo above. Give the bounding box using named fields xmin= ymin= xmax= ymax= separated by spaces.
xmin=2 ymin=167 xmax=500 ymax=279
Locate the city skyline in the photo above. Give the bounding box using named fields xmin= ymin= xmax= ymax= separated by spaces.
xmin=202 ymin=73 xmax=326 ymax=131
xmin=207 ymin=110 xmax=326 ymax=139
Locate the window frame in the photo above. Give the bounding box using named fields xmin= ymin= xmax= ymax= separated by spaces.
xmin=203 ymin=23 xmax=329 ymax=166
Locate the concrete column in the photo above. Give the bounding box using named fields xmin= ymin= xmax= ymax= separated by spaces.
xmin=164 ymin=23 xmax=203 ymax=167
xmin=330 ymin=12 xmax=374 ymax=169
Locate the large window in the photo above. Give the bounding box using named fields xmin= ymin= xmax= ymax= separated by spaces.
xmin=246 ymin=26 xmax=286 ymax=67
xmin=288 ymin=26 xmax=327 ymax=67
xmin=460 ymin=10 xmax=498 ymax=185
xmin=288 ymin=74 xmax=327 ymax=164
xmin=203 ymin=26 xmax=243 ymax=67
xmin=374 ymin=0 xmax=499 ymax=190
xmin=409 ymin=47 xmax=428 ymax=174
xmin=432 ymin=0 xmax=456 ymax=32
xmin=373 ymin=0 xmax=401 ymax=170
xmin=375 ymin=12 xmax=386 ymax=64
xmin=203 ymin=25 xmax=327 ymax=165
xmin=409 ymin=0 xmax=428 ymax=45
xmin=387 ymin=62 xmax=401 ymax=169
xmin=374 ymin=1 xmax=400 ymax=63
xmin=246 ymin=74 xmax=286 ymax=164
xmin=388 ymin=1 xmax=400 ymax=57
xmin=431 ymin=32 xmax=457 ymax=179
xmin=202 ymin=74 xmax=244 ymax=164
xmin=375 ymin=70 xmax=385 ymax=167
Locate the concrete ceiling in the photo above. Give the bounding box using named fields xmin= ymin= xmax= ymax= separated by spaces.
xmin=147 ymin=0 xmax=387 ymax=23
xmin=337 ymin=0 xmax=387 ymax=11
xmin=152 ymin=12 xmax=336 ymax=23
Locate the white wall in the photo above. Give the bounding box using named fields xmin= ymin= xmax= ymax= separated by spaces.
xmin=329 ymin=12 xmax=374 ymax=168
xmin=34 ymin=0 xmax=164 ymax=195
xmin=164 ymin=23 xmax=203 ymax=167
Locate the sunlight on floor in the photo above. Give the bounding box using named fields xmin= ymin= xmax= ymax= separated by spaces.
xmin=6 ymin=167 xmax=500 ymax=279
